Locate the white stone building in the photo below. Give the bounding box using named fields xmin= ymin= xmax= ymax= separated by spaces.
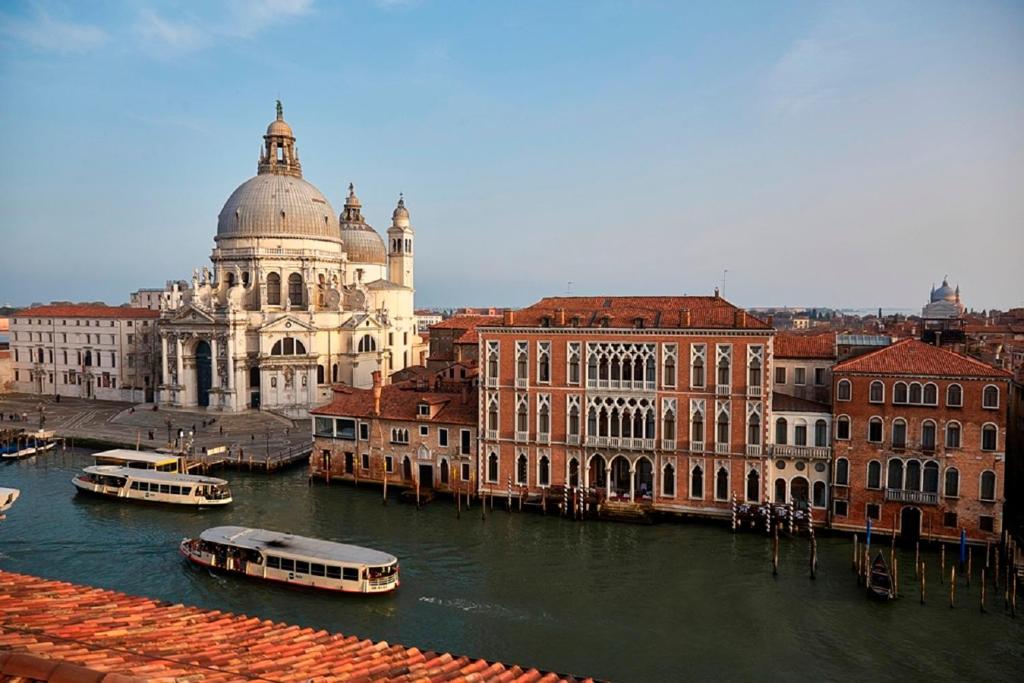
xmin=157 ymin=103 xmax=421 ymax=416
xmin=922 ymin=277 xmax=965 ymax=319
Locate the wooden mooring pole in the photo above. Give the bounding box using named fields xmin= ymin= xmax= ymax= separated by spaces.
xmin=382 ymin=470 xmax=388 ymax=506
xmin=809 ymin=532 xmax=818 ymax=580
xmin=940 ymin=544 xmax=946 ymax=584
xmin=967 ymin=547 xmax=972 ymax=587
xmin=853 ymin=534 xmax=859 ymax=572
xmin=981 ymin=569 xmax=986 ymax=613
xmin=893 ymin=555 xmax=899 ymax=599
xmin=772 ymin=523 xmax=779 ymax=576
xmin=950 ymin=565 xmax=957 ymax=608
xmin=920 ymin=561 xmax=926 ymax=605
xmin=915 ymin=541 xmax=920 ymax=579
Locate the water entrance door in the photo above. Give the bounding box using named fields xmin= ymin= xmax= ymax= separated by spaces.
xmin=195 ymin=341 xmax=212 ymax=408
xmin=418 ymin=464 xmax=434 ymax=489
xmin=900 ymin=506 xmax=921 ymax=544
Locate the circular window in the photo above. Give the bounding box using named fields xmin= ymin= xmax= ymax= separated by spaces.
xmin=796 ymin=461 xmax=806 ymax=471
xmin=814 ymin=462 xmax=826 ymax=473
xmin=775 ymin=461 xmax=786 ymax=470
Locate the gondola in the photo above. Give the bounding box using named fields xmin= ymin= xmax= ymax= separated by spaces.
xmin=867 ymin=552 xmax=894 ymax=600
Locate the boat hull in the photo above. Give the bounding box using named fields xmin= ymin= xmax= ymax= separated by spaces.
xmin=72 ymin=477 xmax=232 ymax=507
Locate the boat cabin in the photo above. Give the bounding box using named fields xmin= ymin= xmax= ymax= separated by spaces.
xmin=93 ymin=449 xmax=181 ymax=472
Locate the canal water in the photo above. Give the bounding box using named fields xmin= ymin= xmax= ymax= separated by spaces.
xmin=1 ymin=450 xmax=1021 ymax=682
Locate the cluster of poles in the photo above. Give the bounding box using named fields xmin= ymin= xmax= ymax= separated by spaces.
xmin=850 ymin=528 xmax=1019 ymax=614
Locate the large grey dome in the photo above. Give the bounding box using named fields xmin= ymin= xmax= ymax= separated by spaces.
xmin=216 ymin=174 xmax=340 ymax=243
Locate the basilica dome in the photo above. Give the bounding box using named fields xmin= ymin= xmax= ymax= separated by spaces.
xmin=339 ymin=184 xmax=388 ymax=265
xmin=215 ymin=103 xmax=340 ymax=244
xmin=931 ymin=278 xmax=957 ymax=302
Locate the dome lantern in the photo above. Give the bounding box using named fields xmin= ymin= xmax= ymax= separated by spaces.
xmin=258 ymin=100 xmax=302 ymax=178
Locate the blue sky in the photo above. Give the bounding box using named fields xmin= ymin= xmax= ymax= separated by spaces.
xmin=1 ymin=0 xmax=1022 ymax=310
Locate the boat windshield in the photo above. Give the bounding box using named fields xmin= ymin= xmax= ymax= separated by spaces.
xmin=201 ymin=484 xmax=231 ymax=500
xmin=367 ymin=563 xmax=398 ymax=579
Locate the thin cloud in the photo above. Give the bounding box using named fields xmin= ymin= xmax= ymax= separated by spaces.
xmin=223 ymin=0 xmax=314 ymax=38
xmin=0 ymin=7 xmax=107 ymax=53
xmin=135 ymin=9 xmax=207 ymax=55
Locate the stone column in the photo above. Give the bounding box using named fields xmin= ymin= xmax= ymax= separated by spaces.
xmin=226 ymin=335 xmax=234 ymax=391
xmin=584 ymin=460 xmax=590 ymax=489
xmin=605 ymin=467 xmax=612 ymax=498
xmin=629 ymin=465 xmax=636 ymax=502
xmin=210 ymin=336 xmax=219 ymax=388
xmin=160 ymin=335 xmax=169 ymax=385
xmin=175 ymin=336 xmax=184 ymax=388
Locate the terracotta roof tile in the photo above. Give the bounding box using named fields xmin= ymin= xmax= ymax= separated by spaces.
xmin=774 ymin=332 xmax=836 ymax=359
xmin=832 ymin=338 xmax=1013 ymax=378
xmin=13 ymin=305 xmax=160 ymax=320
xmin=493 ymin=296 xmax=770 ymax=330
xmin=430 ymin=315 xmax=503 ymax=331
xmin=312 ymin=383 xmax=477 ymax=425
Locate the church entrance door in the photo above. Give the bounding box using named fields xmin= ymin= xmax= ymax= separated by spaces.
xmin=195 ymin=341 xmax=212 ymax=408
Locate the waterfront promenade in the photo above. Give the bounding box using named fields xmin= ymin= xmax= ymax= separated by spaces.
xmin=0 ymin=394 xmax=310 ymax=469
xmin=0 ymin=570 xmax=593 ymax=682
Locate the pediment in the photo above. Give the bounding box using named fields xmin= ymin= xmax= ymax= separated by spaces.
xmin=341 ymin=313 xmax=385 ymax=331
xmin=258 ymin=314 xmax=318 ymax=334
xmin=170 ymin=304 xmax=216 ymax=324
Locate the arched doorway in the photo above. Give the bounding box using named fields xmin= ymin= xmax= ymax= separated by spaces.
xmin=790 ymin=476 xmax=809 ymax=509
xmin=568 ymin=458 xmax=580 ymax=488
xmin=774 ymin=478 xmax=787 ymax=504
xmin=610 ymin=456 xmax=630 ymax=497
xmin=900 ymin=507 xmax=921 ymax=544
xmin=195 ymin=341 xmax=212 ymax=408
xmin=635 ymin=458 xmax=653 ymax=499
xmin=588 ymin=455 xmax=606 ymax=490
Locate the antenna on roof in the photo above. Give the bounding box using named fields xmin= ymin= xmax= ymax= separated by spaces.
xmin=566 ymin=281 xmax=573 ymax=295
xmin=721 ymin=269 xmax=728 ymax=297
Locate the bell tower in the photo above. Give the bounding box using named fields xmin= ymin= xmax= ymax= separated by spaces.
xmin=387 ymin=194 xmax=414 ymax=288
xmin=257 ymin=100 xmax=302 ymax=178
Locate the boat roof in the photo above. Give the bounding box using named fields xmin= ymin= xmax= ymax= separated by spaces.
xmin=198 ymin=526 xmax=397 ymax=566
xmin=0 ymin=487 xmax=19 ymax=496
xmin=83 ymin=465 xmax=228 ymax=486
xmin=93 ymin=449 xmax=178 ymax=465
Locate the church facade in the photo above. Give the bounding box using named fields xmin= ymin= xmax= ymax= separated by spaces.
xmin=157 ymin=103 xmax=420 ymax=416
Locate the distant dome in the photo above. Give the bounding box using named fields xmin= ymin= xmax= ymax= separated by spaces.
xmin=217 ymin=174 xmax=339 ymax=243
xmin=931 ymin=278 xmax=956 ymax=302
xmin=339 ymin=183 xmax=387 ymax=265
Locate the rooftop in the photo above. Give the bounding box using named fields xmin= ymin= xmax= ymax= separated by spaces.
xmin=199 ymin=526 xmax=396 ymax=566
xmin=13 ymin=305 xmax=160 ymax=320
xmin=430 ymin=314 xmax=503 ymax=331
xmin=832 ymin=338 xmax=1013 ymax=379
xmin=0 ymin=570 xmax=595 ymax=682
xmin=772 ymin=392 xmax=832 ymax=414
xmin=774 ymin=332 xmax=836 ymax=359
xmin=312 ymin=382 xmax=477 ymax=425
xmin=490 ymin=296 xmax=771 ymax=330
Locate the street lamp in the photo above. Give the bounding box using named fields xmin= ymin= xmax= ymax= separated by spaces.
xmin=166 ymin=418 xmax=173 ymax=446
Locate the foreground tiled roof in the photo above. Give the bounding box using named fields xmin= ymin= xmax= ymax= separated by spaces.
xmin=312 ymin=382 xmax=478 ymax=425
xmin=0 ymin=570 xmax=596 ymax=682
xmin=832 ymin=338 xmax=1013 ymax=378
xmin=772 ymin=392 xmax=831 ymax=413
xmin=12 ymin=305 xmax=160 ymax=320
xmin=490 ymin=296 xmax=771 ymax=330
xmin=774 ymin=332 xmax=836 ymax=359
xmin=430 ymin=315 xmax=503 ymax=331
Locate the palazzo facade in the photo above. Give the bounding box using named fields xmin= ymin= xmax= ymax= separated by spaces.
xmin=158 ymin=103 xmax=421 ymax=415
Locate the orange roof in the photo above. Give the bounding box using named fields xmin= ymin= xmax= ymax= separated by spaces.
xmin=775 ymin=332 xmax=836 ymax=359
xmin=0 ymin=570 xmax=596 ymax=682
xmin=312 ymin=382 xmax=477 ymax=425
xmin=430 ymin=315 xmax=503 ymax=331
xmin=833 ymin=338 xmax=1012 ymax=378
xmin=495 ymin=296 xmax=770 ymax=330
xmin=0 ymin=350 xmax=9 ymax=360
xmin=13 ymin=305 xmax=159 ymax=320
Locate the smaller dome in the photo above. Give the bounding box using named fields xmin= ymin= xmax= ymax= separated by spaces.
xmin=340 ymin=183 xmax=387 ymax=265
xmin=392 ymin=194 xmax=410 ymax=226
xmin=266 ymin=118 xmax=293 ymax=138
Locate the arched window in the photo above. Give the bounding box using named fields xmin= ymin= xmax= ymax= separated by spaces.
xmin=488 ymin=403 xmax=499 ymax=431
xmin=892 ymin=418 xmax=907 ymax=448
xmin=905 ymin=459 xmax=921 ymax=491
xmin=774 ymin=478 xmax=787 ymax=503
xmin=716 ymin=411 xmax=730 ymax=445
xmin=747 ymin=413 xmax=760 ymax=446
xmin=746 ymin=469 xmax=759 ymax=502
xmin=868 ymin=417 xmax=882 ymax=443
xmin=947 ymin=383 xmax=962 ymax=407
xmin=569 ymin=404 xmax=580 ymax=438
xmin=487 ymin=452 xmax=499 ymax=482
xmin=836 ymin=457 xmax=849 ymax=486
xmin=869 ymin=381 xmax=884 ymax=403
xmin=909 ymin=383 xmax=922 ymax=405
xmin=893 ymin=382 xmax=908 ymax=404
xmin=332 ymin=363 xmax=338 ymax=382
xmin=664 ymin=409 xmax=676 ymax=441
xmin=983 ymin=385 xmax=999 ymax=409
xmin=717 ymin=356 xmax=730 ymax=387
xmin=587 ymin=407 xmax=597 ymax=436
xmin=981 ymin=423 xmax=997 ymax=451
xmin=980 ymin=470 xmax=996 ymax=502
xmin=271 ymin=337 xmax=306 ymax=356
xmin=266 ymin=272 xmax=281 ymax=305
xmin=944 ymin=467 xmax=959 ymax=498
xmin=690 ymin=465 xmax=704 ymax=499
xmin=837 ymin=379 xmax=851 ymax=401
xmin=923 ymin=461 xmax=939 ymax=494
xmin=836 ymin=415 xmax=850 ymax=440
xmin=946 ymin=422 xmax=961 ymax=449
xmin=516 ymin=453 xmax=528 ymax=485
xmin=287 ymin=273 xmax=304 ymax=307
xmin=923 ymin=383 xmax=938 ymax=405
xmin=403 ymin=456 xmax=412 ymax=480
xmin=317 ymin=365 xmax=325 ymax=384
xmin=568 ymin=458 xmax=580 ymax=488
xmin=692 ymin=355 xmax=705 ymax=387
xmin=538 ymin=404 xmax=550 ymax=436
xmin=812 ymin=481 xmax=826 ymax=508
xmin=887 ymin=459 xmax=904 ymax=490
xmin=358 ymin=335 xmax=377 ymax=353
xmin=715 ymin=466 xmax=729 ymax=501
xmin=814 ymin=419 xmax=827 ymax=447
xmin=748 ymin=358 xmax=761 ymax=388
xmin=691 ymin=412 xmax=704 ymax=444
xmin=922 ymin=420 xmax=937 ymax=451
xmin=517 ymin=402 xmax=528 ymax=433
xmin=867 ymin=460 xmax=881 ymax=489
xmin=663 ymin=463 xmax=675 ymax=497
xmin=538 ymin=455 xmax=550 ymax=487
xmin=794 ymin=421 xmax=807 ymax=447
xmin=775 ymin=418 xmax=788 ymax=445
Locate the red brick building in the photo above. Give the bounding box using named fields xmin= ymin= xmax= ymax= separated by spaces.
xmin=310 ymin=373 xmax=477 ymax=495
xmin=830 ymin=339 xmax=1013 ymax=542
xmin=477 ymin=295 xmax=774 ymax=518
xmin=427 ymin=315 xmax=502 ymax=371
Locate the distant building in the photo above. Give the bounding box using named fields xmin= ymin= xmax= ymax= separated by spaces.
xmin=414 ymin=310 xmax=442 ymax=332
xmin=9 ymin=304 xmax=161 ymax=402
xmin=830 ymin=339 xmax=1013 ymax=543
xmin=129 ymin=288 xmax=165 ymax=311
xmin=921 ymin=277 xmax=966 ymax=347
xmin=310 ymin=371 xmax=477 ymax=493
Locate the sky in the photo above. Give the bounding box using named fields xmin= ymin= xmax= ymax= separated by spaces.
xmin=0 ymin=0 xmax=1022 ymax=311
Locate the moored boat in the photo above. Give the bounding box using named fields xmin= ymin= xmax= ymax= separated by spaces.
xmin=71 ymin=465 xmax=232 ymax=506
xmin=180 ymin=526 xmax=400 ymax=594
xmin=867 ymin=552 xmax=894 ymax=600
xmin=0 ymin=487 xmax=19 ymax=518
xmin=2 ymin=430 xmax=56 ymax=460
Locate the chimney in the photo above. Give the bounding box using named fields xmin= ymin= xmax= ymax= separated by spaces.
xmin=767 ymin=315 xmax=774 ymax=328
xmin=735 ymin=310 xmax=747 ymax=327
xmin=503 ymin=309 xmax=515 ymax=326
xmin=556 ymin=308 xmax=566 ymax=326
xmin=372 ymin=370 xmax=382 ymax=415
xmin=680 ymin=309 xmax=691 ymax=327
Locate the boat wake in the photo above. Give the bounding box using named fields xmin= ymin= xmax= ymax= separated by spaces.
xmin=417 ymin=596 xmax=540 ymax=621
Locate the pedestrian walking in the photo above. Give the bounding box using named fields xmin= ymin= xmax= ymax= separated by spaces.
xmin=219 ymin=425 xmax=224 ymax=436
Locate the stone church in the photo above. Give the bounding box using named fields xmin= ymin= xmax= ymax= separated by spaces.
xmin=157 ymin=103 xmax=422 ymax=415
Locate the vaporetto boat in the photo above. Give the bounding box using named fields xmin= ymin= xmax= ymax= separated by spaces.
xmin=0 ymin=487 xmax=19 ymax=518
xmin=2 ymin=430 xmax=57 ymax=460
xmin=71 ymin=465 xmax=232 ymax=506
xmin=180 ymin=526 xmax=400 ymax=594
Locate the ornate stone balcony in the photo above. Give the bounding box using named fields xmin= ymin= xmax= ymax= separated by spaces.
xmin=567 ymin=434 xmax=580 ymax=446
xmin=716 ymin=385 xmax=731 ymax=396
xmin=691 ymin=441 xmax=704 ymax=453
xmin=485 ymin=429 xmax=498 ymax=441
xmin=884 ymin=489 xmax=938 ymax=505
xmin=770 ymin=444 xmax=832 ymax=460
xmin=745 ymin=444 xmax=762 ymax=457
xmin=584 ymin=435 xmax=656 ymax=451
xmin=485 ymin=376 xmax=498 ymax=388
xmin=715 ymin=443 xmax=731 ymax=455
xmin=585 ymin=379 xmax=656 ymax=392
xmin=661 ymin=438 xmax=676 ymax=451
xmin=515 ymin=430 xmax=529 ymax=442
xmin=747 ymin=386 xmax=762 ymax=398
xmin=515 ymin=378 xmax=528 ymax=389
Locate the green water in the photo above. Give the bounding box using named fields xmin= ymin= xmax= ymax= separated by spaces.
xmin=1 ymin=450 xmax=1021 ymax=682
